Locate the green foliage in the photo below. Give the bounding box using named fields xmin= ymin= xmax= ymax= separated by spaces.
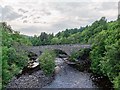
xmin=2 ymin=16 xmax=120 ymax=88
xmin=39 ymin=50 xmax=56 ymax=75
xmin=69 ymin=48 xmax=91 ymax=62
xmin=7 ymin=47 xmax=29 ymax=68
xmin=113 ymin=73 xmax=120 ymax=89
xmin=29 ymin=17 xmax=120 ymax=88
xmin=51 ymin=37 xmax=60 ymax=45
xmin=29 ymin=32 xmax=54 ymax=46
xmin=90 ymin=21 xmax=120 ymax=88
xmin=49 ymin=17 xmax=119 ymax=88
xmin=1 ymin=22 xmax=31 ymax=88
xmin=69 ymin=51 xmax=78 ymax=62
xmin=29 ymin=27 xmax=84 ymax=46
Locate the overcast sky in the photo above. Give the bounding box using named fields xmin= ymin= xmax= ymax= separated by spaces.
xmin=0 ymin=0 xmax=119 ymax=36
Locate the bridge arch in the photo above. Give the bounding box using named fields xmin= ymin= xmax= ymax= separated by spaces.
xmin=22 ymin=44 xmax=91 ymax=56
xmin=53 ymin=49 xmax=68 ymax=58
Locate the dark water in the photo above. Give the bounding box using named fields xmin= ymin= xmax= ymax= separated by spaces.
xmin=90 ymin=73 xmax=113 ymax=88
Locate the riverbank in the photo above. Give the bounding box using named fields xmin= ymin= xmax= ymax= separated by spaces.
xmin=6 ymin=57 xmax=113 ymax=89
xmin=69 ymin=61 xmax=113 ymax=88
xmin=7 ymin=57 xmax=96 ymax=88
xmin=6 ymin=66 xmax=55 ymax=88
xmin=43 ymin=58 xmax=97 ymax=88
xmin=44 ymin=63 xmax=97 ymax=88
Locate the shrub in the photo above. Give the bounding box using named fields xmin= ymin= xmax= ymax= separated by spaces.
xmin=113 ymin=73 xmax=120 ymax=89
xmin=39 ymin=50 xmax=56 ymax=75
xmin=1 ymin=23 xmax=31 ymax=88
xmin=2 ymin=46 xmax=29 ymax=88
xmin=69 ymin=51 xmax=78 ymax=62
xmin=69 ymin=48 xmax=91 ymax=62
xmin=90 ymin=28 xmax=120 ymax=87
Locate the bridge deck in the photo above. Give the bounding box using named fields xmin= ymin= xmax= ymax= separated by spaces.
xmin=20 ymin=44 xmax=91 ymax=56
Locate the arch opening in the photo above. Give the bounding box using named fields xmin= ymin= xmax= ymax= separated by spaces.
xmin=53 ymin=49 xmax=68 ymax=58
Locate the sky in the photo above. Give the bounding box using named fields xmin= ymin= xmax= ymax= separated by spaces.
xmin=0 ymin=0 xmax=119 ymax=36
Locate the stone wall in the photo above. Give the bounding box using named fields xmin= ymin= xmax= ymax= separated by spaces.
xmin=22 ymin=44 xmax=91 ymax=56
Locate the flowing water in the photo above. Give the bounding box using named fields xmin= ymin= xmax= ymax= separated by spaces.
xmin=8 ymin=57 xmax=112 ymax=88
xmin=44 ymin=58 xmax=97 ymax=88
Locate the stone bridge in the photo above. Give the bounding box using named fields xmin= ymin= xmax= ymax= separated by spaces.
xmin=22 ymin=44 xmax=91 ymax=56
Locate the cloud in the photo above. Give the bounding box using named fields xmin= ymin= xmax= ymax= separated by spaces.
xmin=1 ymin=1 xmax=118 ymax=36
xmin=2 ymin=6 xmax=22 ymax=21
xmin=19 ymin=26 xmax=41 ymax=36
xmin=101 ymin=2 xmax=118 ymax=10
xmin=18 ymin=8 xmax=28 ymax=13
xmin=19 ymin=25 xmax=59 ymax=36
xmin=40 ymin=9 xmax=51 ymax=16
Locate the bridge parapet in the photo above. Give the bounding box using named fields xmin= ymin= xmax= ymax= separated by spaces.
xmin=21 ymin=44 xmax=91 ymax=56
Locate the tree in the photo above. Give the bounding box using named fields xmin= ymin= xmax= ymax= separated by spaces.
xmin=1 ymin=22 xmax=31 ymax=88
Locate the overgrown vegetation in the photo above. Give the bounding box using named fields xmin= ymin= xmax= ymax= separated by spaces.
xmin=1 ymin=16 xmax=120 ymax=88
xmin=69 ymin=48 xmax=91 ymax=71
xmin=29 ymin=17 xmax=108 ymax=45
xmin=39 ymin=50 xmax=56 ymax=75
xmin=29 ymin=17 xmax=120 ymax=88
xmin=69 ymin=48 xmax=91 ymax=62
xmin=29 ymin=28 xmax=85 ymax=45
xmin=1 ymin=22 xmax=32 ymax=88
xmin=90 ymin=23 xmax=120 ymax=88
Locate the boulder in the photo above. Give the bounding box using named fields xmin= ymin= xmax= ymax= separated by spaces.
xmin=54 ymin=66 xmax=61 ymax=74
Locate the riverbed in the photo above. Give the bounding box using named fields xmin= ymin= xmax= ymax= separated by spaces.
xmin=7 ymin=57 xmax=111 ymax=88
xmin=44 ymin=58 xmax=97 ymax=88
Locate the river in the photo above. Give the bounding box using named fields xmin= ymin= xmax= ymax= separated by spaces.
xmin=44 ymin=58 xmax=97 ymax=88
xmin=7 ymin=57 xmax=112 ymax=88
